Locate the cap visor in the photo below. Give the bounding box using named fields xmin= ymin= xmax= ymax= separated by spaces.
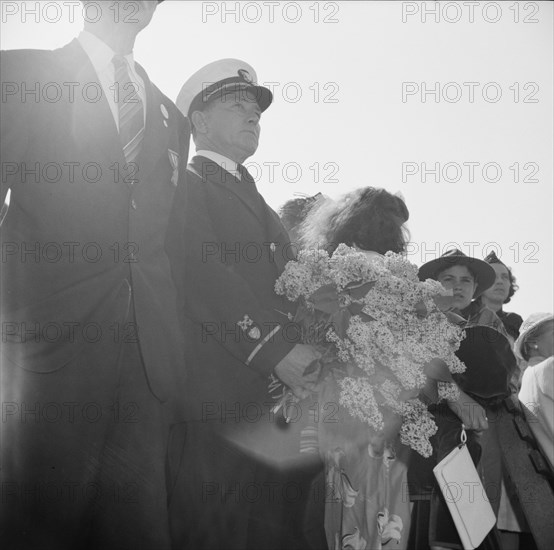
xmin=205 ymin=83 xmax=273 ymax=112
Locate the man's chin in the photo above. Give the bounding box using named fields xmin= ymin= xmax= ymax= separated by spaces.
xmin=131 ymin=3 xmax=158 ymax=29
xmin=241 ymin=144 xmax=259 ymax=159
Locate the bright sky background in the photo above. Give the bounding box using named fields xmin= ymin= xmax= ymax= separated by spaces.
xmin=1 ymin=1 xmax=552 ymax=319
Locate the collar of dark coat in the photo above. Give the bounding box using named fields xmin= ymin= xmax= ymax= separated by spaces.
xmin=188 ymin=155 xmax=264 ymax=223
xmin=188 ymin=155 xmax=292 ymax=269
xmin=59 ymin=39 xmax=172 ymax=185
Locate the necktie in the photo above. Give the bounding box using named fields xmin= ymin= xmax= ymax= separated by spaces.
xmin=113 ymin=55 xmax=144 ymax=165
xmin=236 ymin=164 xmax=263 ymax=213
xmin=237 ymin=164 xmax=255 ymax=186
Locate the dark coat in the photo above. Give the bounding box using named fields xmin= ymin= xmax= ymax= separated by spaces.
xmin=166 ymin=155 xmax=300 ymax=426
xmin=165 ymin=155 xmax=318 ymax=550
xmin=0 ymin=40 xmax=191 ymax=412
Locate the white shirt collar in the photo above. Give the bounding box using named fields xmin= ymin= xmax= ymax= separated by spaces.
xmin=196 ymin=150 xmax=241 ymax=180
xmin=77 ymin=30 xmax=135 ymax=74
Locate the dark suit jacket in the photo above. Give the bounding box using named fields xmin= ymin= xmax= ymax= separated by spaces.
xmin=0 ymin=40 xmax=190 ymax=413
xmin=166 ymin=155 xmax=300 ymax=427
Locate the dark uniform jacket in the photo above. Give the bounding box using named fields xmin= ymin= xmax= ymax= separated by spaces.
xmin=0 ymin=40 xmax=190 ymax=413
xmin=166 ymin=155 xmax=299 ymax=428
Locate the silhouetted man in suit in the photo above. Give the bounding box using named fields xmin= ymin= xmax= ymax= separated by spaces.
xmin=0 ymin=2 xmax=190 ymax=548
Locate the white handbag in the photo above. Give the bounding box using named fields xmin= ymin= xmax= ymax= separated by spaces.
xmin=433 ymin=427 xmax=497 ymax=550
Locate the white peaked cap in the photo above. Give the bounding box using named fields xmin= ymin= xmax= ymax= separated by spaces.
xmin=176 ymin=58 xmax=273 ymax=118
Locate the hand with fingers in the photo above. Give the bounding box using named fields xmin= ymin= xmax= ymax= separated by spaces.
xmin=274 ymin=344 xmax=321 ymax=400
xmin=446 ymin=389 xmax=489 ymax=432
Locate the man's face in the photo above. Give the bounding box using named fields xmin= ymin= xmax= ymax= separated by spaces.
xmin=134 ymin=1 xmax=158 ymax=29
xmin=122 ymin=1 xmax=158 ymax=30
xmin=202 ymin=90 xmax=262 ymax=163
xmin=437 ymin=265 xmax=477 ymax=311
xmin=84 ymin=1 xmax=157 ymax=32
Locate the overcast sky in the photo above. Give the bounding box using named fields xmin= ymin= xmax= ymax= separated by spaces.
xmin=1 ymin=0 xmax=552 ymax=319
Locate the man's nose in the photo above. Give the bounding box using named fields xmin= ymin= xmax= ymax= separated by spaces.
xmin=246 ymin=110 xmax=260 ymax=124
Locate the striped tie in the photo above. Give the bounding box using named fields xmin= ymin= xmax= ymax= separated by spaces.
xmin=113 ymin=55 xmax=144 ymax=165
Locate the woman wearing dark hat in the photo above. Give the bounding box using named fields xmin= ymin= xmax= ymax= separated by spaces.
xmin=418 ymin=250 xmax=505 ymax=426
xmin=419 ymin=250 xmax=518 ymax=411
xmin=517 ymin=313 xmax=554 ymax=469
xmin=473 ymin=252 xmax=523 ymax=343
xmin=418 ymin=249 xmax=524 ymax=550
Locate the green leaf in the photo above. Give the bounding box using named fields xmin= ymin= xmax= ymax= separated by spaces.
xmin=414 ymin=300 xmax=428 ymax=318
xmin=358 ymin=311 xmax=375 ymax=323
xmin=309 ymin=284 xmax=340 ymax=314
xmin=346 ymin=280 xmax=376 ymax=300
xmin=330 ymin=309 xmax=351 ymax=338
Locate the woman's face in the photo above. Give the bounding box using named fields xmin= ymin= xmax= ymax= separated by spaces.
xmin=482 ymin=263 xmax=511 ymax=304
xmin=535 ymin=320 xmax=554 ymax=358
xmin=437 ymin=265 xmax=477 ymax=311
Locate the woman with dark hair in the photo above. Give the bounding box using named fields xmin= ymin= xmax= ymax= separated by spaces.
xmin=301 ymin=187 xmax=410 ymax=254
xmin=474 ymin=251 xmax=523 ymax=342
xmin=298 ymin=187 xmax=414 ymax=550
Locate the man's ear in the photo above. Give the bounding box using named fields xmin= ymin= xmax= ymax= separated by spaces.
xmin=191 ymin=110 xmax=208 ymax=135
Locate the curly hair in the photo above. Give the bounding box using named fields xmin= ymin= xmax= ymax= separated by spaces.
xmin=279 ymin=194 xmax=323 ymax=233
xmin=300 ymin=187 xmax=409 ymax=255
xmin=483 ymin=251 xmax=519 ymax=304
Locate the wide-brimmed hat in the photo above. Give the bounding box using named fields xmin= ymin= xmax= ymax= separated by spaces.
xmin=514 ymin=312 xmax=554 ymax=360
xmin=418 ymin=248 xmax=496 ymax=298
xmin=176 ymin=58 xmax=273 ymax=119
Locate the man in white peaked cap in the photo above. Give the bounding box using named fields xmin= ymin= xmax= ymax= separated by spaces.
xmin=166 ymin=59 xmax=325 ymax=549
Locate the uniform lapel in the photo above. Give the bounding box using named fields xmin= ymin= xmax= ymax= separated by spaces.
xmin=191 ymin=156 xmax=266 ymax=225
xmin=227 ymin=171 xmax=263 ymax=216
xmin=190 ymin=156 xmax=292 ymax=273
xmin=261 ymin=196 xmax=292 ymax=273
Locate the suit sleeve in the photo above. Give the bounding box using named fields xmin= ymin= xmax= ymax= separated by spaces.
xmin=166 ymin=173 xmax=299 ymax=377
xmin=0 ymin=50 xmax=33 ymax=204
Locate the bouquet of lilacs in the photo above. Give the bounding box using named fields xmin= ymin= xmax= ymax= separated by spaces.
xmin=274 ymin=244 xmax=466 ymax=457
